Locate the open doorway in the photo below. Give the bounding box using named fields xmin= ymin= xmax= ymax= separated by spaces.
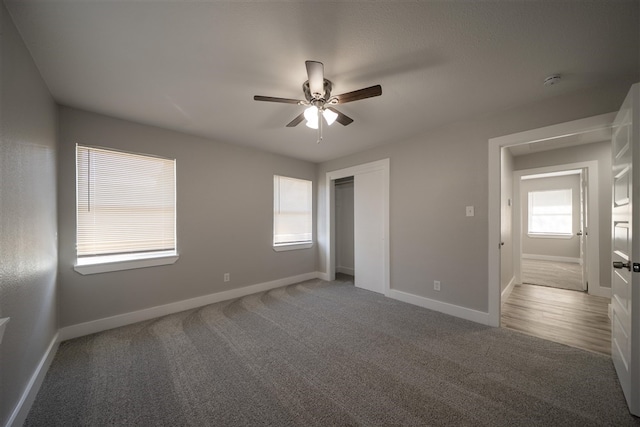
xmin=514 ymin=165 xmax=596 ymax=293
xmin=488 ymin=113 xmax=615 ymax=354
xmin=504 ymin=162 xmax=611 ymax=355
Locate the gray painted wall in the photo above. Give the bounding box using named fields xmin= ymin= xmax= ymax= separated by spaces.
xmin=317 ymin=83 xmax=631 ymax=313
xmin=514 ymin=141 xmax=612 ymax=287
xmin=57 ymin=107 xmax=317 ymax=327
xmin=0 ymin=4 xmax=58 ymax=425
xmin=520 ymin=174 xmax=581 ymax=259
xmin=335 ymin=181 xmax=355 ymax=274
xmin=500 ymin=149 xmax=514 ymax=293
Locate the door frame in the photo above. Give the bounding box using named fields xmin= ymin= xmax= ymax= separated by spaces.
xmin=512 ymin=161 xmax=603 ymax=296
xmin=324 ymin=159 xmax=390 ymax=293
xmin=488 ymin=112 xmax=616 ymax=326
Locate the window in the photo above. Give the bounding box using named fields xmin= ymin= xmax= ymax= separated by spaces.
xmin=528 ymin=189 xmax=572 ymax=236
xmin=75 ymin=145 xmax=177 ymax=273
xmin=273 ymin=175 xmax=312 ymax=251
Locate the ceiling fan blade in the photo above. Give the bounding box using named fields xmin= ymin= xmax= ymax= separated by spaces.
xmin=286 ymin=112 xmax=305 ymax=127
xmin=327 ymin=107 xmax=354 ymax=126
xmin=254 ymin=95 xmax=302 ymax=104
xmin=305 ymin=60 xmax=325 ymax=96
xmin=333 ymin=85 xmax=382 ymax=104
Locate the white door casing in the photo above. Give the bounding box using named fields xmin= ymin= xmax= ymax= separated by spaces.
xmin=579 ymin=168 xmax=588 ymax=291
xmin=611 ymin=83 xmax=640 ymax=415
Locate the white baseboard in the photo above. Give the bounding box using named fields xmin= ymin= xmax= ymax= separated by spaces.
xmin=522 ymin=254 xmax=581 ymax=264
xmin=386 ymin=289 xmax=490 ymax=325
xmin=336 ymin=266 xmax=354 ymax=275
xmin=316 ymin=272 xmax=332 ymax=281
xmin=59 ymin=272 xmax=322 ymax=341
xmin=589 ymin=284 xmax=611 ymax=298
xmin=501 ymin=276 xmax=516 ymax=303
xmin=7 ymin=332 xmax=60 ymax=427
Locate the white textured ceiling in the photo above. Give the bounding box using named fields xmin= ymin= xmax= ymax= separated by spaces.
xmin=5 ymin=1 xmax=639 ymax=163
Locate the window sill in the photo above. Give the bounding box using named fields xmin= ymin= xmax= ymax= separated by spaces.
xmin=74 ymin=251 xmax=179 ymax=275
xmin=273 ymin=242 xmax=313 ymax=252
xmin=527 ymin=233 xmax=573 ymax=240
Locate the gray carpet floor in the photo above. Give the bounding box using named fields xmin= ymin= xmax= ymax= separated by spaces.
xmin=25 ymin=278 xmax=639 ymax=426
xmin=521 ymin=259 xmax=584 ymax=291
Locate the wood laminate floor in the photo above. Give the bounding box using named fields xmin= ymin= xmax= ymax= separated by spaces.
xmin=502 ymin=284 xmax=611 ymax=355
xmin=521 ymin=259 xmax=583 ymax=291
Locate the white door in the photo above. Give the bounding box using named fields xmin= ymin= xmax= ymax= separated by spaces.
xmin=579 ymin=169 xmax=588 ymax=291
xmin=354 ymin=169 xmax=385 ymax=294
xmin=611 ymin=83 xmax=640 ymax=416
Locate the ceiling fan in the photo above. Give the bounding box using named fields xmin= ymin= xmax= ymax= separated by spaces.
xmin=254 ymin=60 xmax=382 ymax=142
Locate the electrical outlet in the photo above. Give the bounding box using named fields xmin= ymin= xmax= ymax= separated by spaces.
xmin=224 ymin=273 xmax=230 ymax=282
xmin=434 ymin=280 xmax=441 ymax=291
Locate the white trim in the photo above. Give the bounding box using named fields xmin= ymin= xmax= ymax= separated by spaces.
xmin=7 ymin=333 xmax=60 ymax=427
xmin=521 ymin=169 xmax=582 ymax=180
xmin=336 ymin=266 xmax=355 ymax=275
xmin=521 ymin=254 xmax=581 ymax=264
xmin=74 ymin=253 xmax=179 ymax=275
xmin=590 ymin=285 xmax=611 ymax=299
xmin=501 ymin=276 xmax=516 ymax=303
xmin=488 ymin=112 xmax=616 ymax=327
xmin=386 ymin=289 xmax=490 ymax=325
xmin=59 ymin=272 xmax=321 ymax=341
xmin=324 ymin=158 xmax=390 ymax=293
xmin=316 ymin=271 xmax=332 ymax=281
xmin=526 ymin=233 xmax=574 ymax=240
xmin=272 ymin=242 xmax=313 ymax=252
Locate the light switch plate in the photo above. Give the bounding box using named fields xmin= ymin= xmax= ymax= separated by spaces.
xmin=466 ymin=206 xmax=475 ymax=217
xmin=0 ymin=318 xmax=9 ymax=345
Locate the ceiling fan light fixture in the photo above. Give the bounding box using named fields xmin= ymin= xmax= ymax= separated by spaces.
xmin=304 ymin=106 xmax=319 ymax=129
xmin=323 ymin=108 xmax=338 ymax=126
xmin=304 ymin=105 xmax=318 ymax=121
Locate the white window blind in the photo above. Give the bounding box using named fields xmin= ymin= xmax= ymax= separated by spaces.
xmin=528 ymin=189 xmax=572 ymax=235
xmin=273 ymin=175 xmax=312 ymax=245
xmin=76 ymin=145 xmax=176 ymax=258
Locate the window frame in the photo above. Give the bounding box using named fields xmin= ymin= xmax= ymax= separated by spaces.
xmin=273 ymin=175 xmax=313 ymax=251
xmin=74 ymin=144 xmax=178 ymax=275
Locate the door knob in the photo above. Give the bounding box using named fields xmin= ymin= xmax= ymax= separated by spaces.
xmin=613 ymin=261 xmax=631 ymax=271
xmin=576 ymin=231 xmax=583 ymax=236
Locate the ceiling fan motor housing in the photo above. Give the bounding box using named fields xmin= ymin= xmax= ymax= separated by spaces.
xmin=303 ymin=79 xmax=333 ymax=102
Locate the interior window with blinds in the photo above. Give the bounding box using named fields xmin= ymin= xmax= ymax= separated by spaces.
xmin=273 ymin=175 xmax=312 ymax=247
xmin=528 ymin=189 xmax=572 ymax=236
xmin=76 ymin=145 xmax=176 ymax=262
